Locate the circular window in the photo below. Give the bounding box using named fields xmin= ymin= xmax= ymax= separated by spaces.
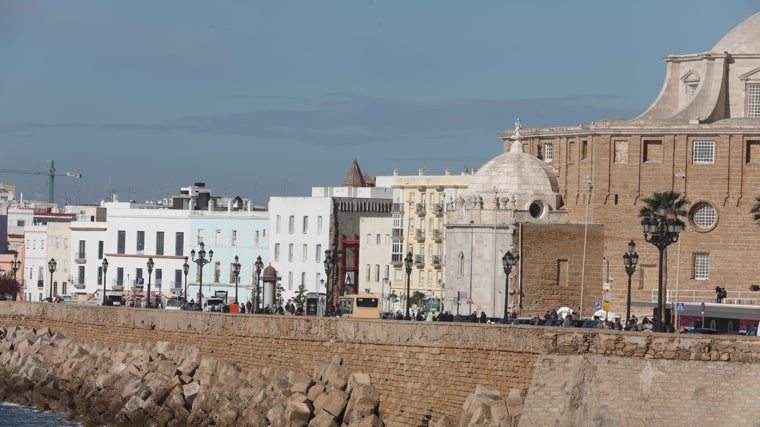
xmin=690 ymin=202 xmax=718 ymax=231
xmin=529 ymin=201 xmax=544 ymax=219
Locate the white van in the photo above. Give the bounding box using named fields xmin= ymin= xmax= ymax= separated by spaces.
xmin=203 ymin=297 xmax=226 ymax=312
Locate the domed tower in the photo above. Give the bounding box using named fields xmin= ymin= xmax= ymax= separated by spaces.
xmin=445 ymin=120 xmax=572 ymax=318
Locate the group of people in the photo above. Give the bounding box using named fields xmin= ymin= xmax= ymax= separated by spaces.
xmin=179 ymin=299 xmax=306 ymax=315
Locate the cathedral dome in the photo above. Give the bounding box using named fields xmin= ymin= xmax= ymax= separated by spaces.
xmin=712 ymin=12 xmax=760 ymax=54
xmin=456 ymin=121 xmax=563 ymax=219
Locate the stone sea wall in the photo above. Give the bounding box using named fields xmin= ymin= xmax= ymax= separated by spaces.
xmin=3 ymin=302 xmax=760 ymax=426
xmin=0 ymin=303 xmax=539 ymax=426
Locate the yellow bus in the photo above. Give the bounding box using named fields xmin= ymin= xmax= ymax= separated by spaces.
xmin=337 ymin=293 xmax=381 ymax=319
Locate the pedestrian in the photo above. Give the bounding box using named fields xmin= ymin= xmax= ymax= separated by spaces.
xmin=480 ymin=311 xmax=488 ymax=323
xmin=562 ymin=314 xmax=572 ymax=327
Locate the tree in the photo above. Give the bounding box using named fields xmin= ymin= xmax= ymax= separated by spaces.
xmin=639 ymin=191 xmax=689 ymax=219
xmin=0 ymin=277 xmax=22 ymax=301
xmin=275 ymin=282 xmax=285 ymax=307
xmin=751 ymin=196 xmax=760 ymax=223
xmin=293 ymin=283 xmax=307 ymax=307
xmin=410 ymin=291 xmax=426 ymax=307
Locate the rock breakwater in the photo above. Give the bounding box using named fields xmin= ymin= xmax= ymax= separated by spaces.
xmin=0 ymin=326 xmax=383 ymax=426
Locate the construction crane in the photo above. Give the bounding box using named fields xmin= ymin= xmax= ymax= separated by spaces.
xmin=0 ymin=160 xmax=82 ymax=203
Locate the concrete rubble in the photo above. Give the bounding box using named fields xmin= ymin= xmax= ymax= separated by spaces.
xmin=431 ymin=385 xmax=525 ymax=427
xmin=0 ymin=326 xmax=383 ymax=426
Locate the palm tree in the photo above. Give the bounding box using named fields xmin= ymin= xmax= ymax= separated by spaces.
xmin=639 ymin=190 xmax=689 ymax=219
xmin=750 ymin=196 xmax=760 ymax=222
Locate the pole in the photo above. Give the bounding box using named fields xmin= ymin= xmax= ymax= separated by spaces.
xmin=503 ymin=274 xmax=509 ymax=321
xmin=656 ymin=247 xmax=665 ymax=331
xmin=626 ymin=272 xmax=632 ymax=323
xmin=580 ymin=177 xmax=592 ymax=319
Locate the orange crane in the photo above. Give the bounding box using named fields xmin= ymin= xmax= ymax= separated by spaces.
xmin=0 ymin=160 xmax=82 ymax=203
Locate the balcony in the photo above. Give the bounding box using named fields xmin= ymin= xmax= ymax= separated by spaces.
xmin=392 ymin=228 xmax=404 ymax=241
xmin=391 ymin=253 xmax=404 ymax=268
xmin=392 ymin=203 xmax=405 ymax=213
xmin=414 ymin=255 xmax=425 ymax=268
xmin=414 ymin=229 xmax=426 ymax=242
xmin=432 ymin=229 xmax=443 ymax=242
xmin=433 ymin=203 xmax=444 ymax=216
xmin=432 ymin=255 xmax=442 ymax=269
xmin=415 ymin=203 xmax=426 ymax=216
xmin=75 ymin=252 xmax=86 ymax=264
xmin=73 ymin=282 xmax=86 ymax=289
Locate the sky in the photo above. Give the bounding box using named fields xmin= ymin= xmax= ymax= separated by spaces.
xmin=1 ymin=1 xmax=758 ymax=206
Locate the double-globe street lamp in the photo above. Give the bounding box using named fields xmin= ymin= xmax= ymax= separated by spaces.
xmin=146 ymin=257 xmax=154 ymax=308
xmin=501 ymin=250 xmax=516 ymax=322
xmin=191 ymin=242 xmax=213 ymax=302
xmin=404 ymin=251 xmax=413 ymax=319
xmin=254 ymin=255 xmax=264 ymax=314
xmin=101 ymin=258 xmax=109 ymax=305
xmin=622 ymin=240 xmax=639 ymax=324
xmin=47 ymin=258 xmax=57 ymax=301
xmin=232 ymin=255 xmax=241 ymax=304
xmin=642 ymin=206 xmax=683 ymax=331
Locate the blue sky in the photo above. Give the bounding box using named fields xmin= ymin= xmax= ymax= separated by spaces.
xmin=1 ymin=1 xmax=758 ymax=205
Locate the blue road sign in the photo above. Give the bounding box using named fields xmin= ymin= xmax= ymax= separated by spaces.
xmin=700 ymin=301 xmax=706 ymax=313
xmin=594 ymin=301 xmax=602 ymax=310
xmin=676 ymin=302 xmax=685 ymax=312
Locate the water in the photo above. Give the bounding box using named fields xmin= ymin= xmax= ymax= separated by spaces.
xmin=0 ymin=402 xmax=81 ymax=426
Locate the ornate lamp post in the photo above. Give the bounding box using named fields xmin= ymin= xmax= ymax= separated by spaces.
xmin=622 ymin=240 xmax=639 ymax=323
xmin=182 ymin=256 xmax=190 ymax=303
xmin=501 ymin=250 xmax=516 ymax=322
xmin=190 ymin=242 xmax=213 ymax=301
xmin=101 ymin=258 xmax=109 ymax=305
xmin=9 ymin=253 xmax=20 ymax=301
xmin=254 ymin=255 xmax=264 ymax=313
xmin=146 ymin=257 xmax=154 ymax=308
xmin=323 ymin=249 xmax=335 ymax=316
xmin=47 ymin=258 xmax=57 ymax=301
xmin=404 ymin=251 xmax=413 ymax=319
xmin=642 ymin=206 xmax=683 ymax=331
xmin=232 ymin=255 xmax=241 ymax=304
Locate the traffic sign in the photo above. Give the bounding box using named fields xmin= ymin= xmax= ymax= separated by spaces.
xmin=466 ymin=297 xmax=473 ymax=305
xmin=700 ymin=301 xmax=706 ymax=314
xmin=594 ymin=301 xmax=602 ymax=310
xmin=136 ymin=278 xmax=144 ymax=288
xmin=676 ymin=302 xmax=685 ymax=312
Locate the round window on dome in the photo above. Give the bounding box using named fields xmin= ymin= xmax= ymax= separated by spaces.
xmin=690 ymin=202 xmax=717 ymax=232
xmin=529 ymin=201 xmax=544 ymax=219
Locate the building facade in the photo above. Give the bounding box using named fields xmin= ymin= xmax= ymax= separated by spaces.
xmin=505 ymin=12 xmax=760 ymax=317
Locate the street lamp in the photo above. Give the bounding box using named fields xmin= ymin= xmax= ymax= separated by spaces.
xmin=642 ymin=205 xmax=683 ymax=331
xmin=182 ymin=256 xmax=189 ymax=303
xmin=404 ymin=251 xmax=413 ymax=319
xmin=146 ymin=257 xmax=154 ymax=308
xmin=323 ymin=249 xmax=335 ymax=316
xmin=254 ymin=255 xmax=263 ymax=314
xmin=622 ymin=240 xmax=639 ymax=323
xmin=232 ymin=255 xmax=241 ymax=304
xmin=101 ymin=258 xmax=109 ymax=305
xmin=9 ymin=253 xmax=20 ymax=301
xmin=190 ymin=242 xmax=213 ymax=302
xmin=501 ymin=250 xmax=516 ymax=322
xmin=47 ymin=258 xmax=57 ymax=301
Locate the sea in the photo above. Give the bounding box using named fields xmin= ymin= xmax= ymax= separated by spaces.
xmin=0 ymin=402 xmax=81 ymax=426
